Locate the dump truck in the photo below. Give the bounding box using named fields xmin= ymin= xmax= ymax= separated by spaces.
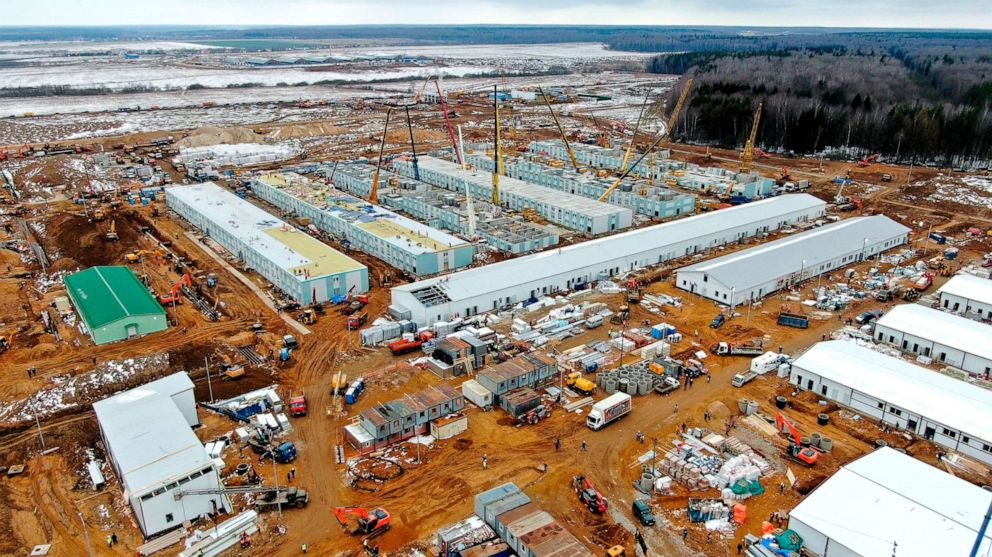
xmin=566 ymin=372 xmax=597 ymax=396
xmin=586 ymin=392 xmax=632 ymax=430
xmin=346 ymin=312 xmax=367 ymax=330
xmin=288 ymin=395 xmax=307 ymax=417
xmin=711 ymin=341 xmax=764 ymax=357
xmin=387 ymin=331 xmax=433 ymax=355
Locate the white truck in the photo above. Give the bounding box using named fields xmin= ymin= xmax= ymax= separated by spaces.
xmin=586 ymin=392 xmax=632 ymax=430
xmin=750 ymin=351 xmax=786 ymax=375
xmin=731 ymin=371 xmax=758 ymax=388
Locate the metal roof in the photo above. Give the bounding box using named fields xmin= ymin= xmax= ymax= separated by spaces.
xmin=394 ymin=194 xmax=825 ymax=303
xmin=677 ymin=216 xmax=910 ymax=290
xmin=64 ymin=266 xmax=165 ymax=328
xmin=937 ymin=274 xmax=992 ymax=305
xmin=875 ymin=304 xmax=992 ymax=362
xmin=792 ymin=340 xmax=992 ymax=442
xmin=790 ymin=447 xmax=992 ymax=557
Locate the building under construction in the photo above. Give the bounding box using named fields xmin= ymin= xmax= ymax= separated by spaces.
xmin=344 ymin=383 xmax=465 ymax=454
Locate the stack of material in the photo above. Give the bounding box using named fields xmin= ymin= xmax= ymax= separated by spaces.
xmin=596 ymin=360 xmax=667 ymax=396
xmin=436 ymin=516 xmax=497 ymax=557
xmin=360 ymin=320 xmax=405 ymax=345
xmin=178 ymin=511 xmax=260 ymax=557
xmin=711 ymin=454 xmax=766 ymax=491
xmin=641 ymin=340 xmax=671 ymax=360
xmin=687 ymin=498 xmax=730 ymax=523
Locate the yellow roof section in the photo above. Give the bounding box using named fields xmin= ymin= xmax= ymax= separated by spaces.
xmin=263 ymin=227 xmax=365 ymax=277
xmin=356 ymin=218 xmax=452 ymax=252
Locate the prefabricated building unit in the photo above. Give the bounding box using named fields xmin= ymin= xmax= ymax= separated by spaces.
xmin=93 ymin=372 xmax=231 ymax=538
xmin=789 ymin=340 xmax=992 ymax=466
xmin=474 ymin=483 xmax=593 ymax=557
xmin=166 ymin=182 xmax=368 ymax=304
xmin=937 ymin=274 xmax=992 ymax=321
xmin=476 ymin=352 xmax=558 ymax=402
xmin=788 ymin=447 xmax=992 ymax=557
xmin=64 ymin=266 xmax=168 ymax=345
xmin=465 ymin=152 xmax=697 ymax=220
xmin=390 ymin=194 xmax=827 ymax=326
xmin=392 ymin=156 xmax=633 ymax=235
xmin=250 ymin=172 xmax=473 ymax=277
xmin=872 ymin=304 xmax=992 ymax=376
xmin=344 ymin=383 xmax=464 ymax=454
xmin=675 ymin=216 xmax=910 ymax=304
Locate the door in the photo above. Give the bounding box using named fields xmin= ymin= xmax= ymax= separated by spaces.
xmin=924 ymin=426 xmax=936 ymax=440
xmin=126 ymin=324 xmax=138 ymax=338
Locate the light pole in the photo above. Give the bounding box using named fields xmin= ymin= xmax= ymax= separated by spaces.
xmin=33 ymin=400 xmax=45 ymax=451
xmin=272 ymin=455 xmax=283 ymax=522
xmin=923 ymin=221 xmax=933 ymax=256
xmin=204 ymin=356 xmax=214 ymax=403
xmin=798 ymin=259 xmax=806 ymax=288
xmin=651 ymin=437 xmax=658 ymax=492
xmin=78 ymin=511 xmax=95 ymax=557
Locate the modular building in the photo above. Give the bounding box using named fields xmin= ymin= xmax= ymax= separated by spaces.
xmin=789 ymin=341 xmax=992 ymax=465
xmin=788 ymin=447 xmax=992 ymax=557
xmin=465 ymin=152 xmax=697 ymax=220
xmin=391 ymin=194 xmax=827 ymax=325
xmin=676 ymin=216 xmax=910 ymax=304
xmin=93 ymin=372 xmax=231 ymax=538
xmin=64 ymin=266 xmax=168 ymax=345
xmin=344 ymin=383 xmax=464 ymax=454
xmin=393 ymin=156 xmax=633 ymax=235
xmin=474 ymin=483 xmax=593 ymax=557
xmin=250 ymin=172 xmax=473 ymax=277
xmin=166 ymin=182 xmax=368 ymax=304
xmin=476 ymin=352 xmax=558 ymax=401
xmin=873 ymin=304 xmax=992 ymax=376
xmin=937 ymin=274 xmax=992 ymax=321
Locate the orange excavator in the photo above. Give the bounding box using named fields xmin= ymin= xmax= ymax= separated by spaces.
xmin=776 ymin=411 xmax=819 ymax=467
xmin=159 ymin=274 xmax=192 ymax=305
xmin=333 ymin=506 xmax=391 ymax=540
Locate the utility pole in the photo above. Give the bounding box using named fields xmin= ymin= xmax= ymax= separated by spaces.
xmin=78 ymin=512 xmax=95 ymax=557
xmin=651 ymin=437 xmax=658 ymax=492
xmin=33 ymin=400 xmax=46 ymax=450
xmin=204 ymin=356 xmax=214 ymax=403
xmin=969 ymin=497 xmax=992 ymax=557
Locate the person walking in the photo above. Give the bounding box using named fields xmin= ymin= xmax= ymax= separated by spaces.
xmin=581 ymin=440 xmax=587 ymax=451
xmin=682 ymin=527 xmax=689 ymax=541
xmin=111 ymin=532 xmax=117 ymax=546
xmin=291 ymin=466 xmax=296 ymax=479
xmin=301 ymin=543 xmax=308 ymax=553
xmin=555 ymin=438 xmax=561 ymax=451
xmin=674 ymin=402 xmax=679 ymax=414
xmin=737 ymin=541 xmax=744 ymax=554
xmin=482 ymin=454 xmax=489 ymax=470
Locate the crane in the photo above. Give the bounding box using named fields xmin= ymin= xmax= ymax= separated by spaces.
xmin=435 ymin=79 xmax=461 ymax=164
xmin=492 ymin=84 xmax=502 ymax=205
xmin=457 ymin=125 xmax=477 ymax=237
xmin=739 ymin=102 xmax=763 ymax=174
xmin=369 ymin=107 xmax=393 ymax=204
xmin=539 ymin=86 xmax=580 ymax=171
xmin=404 ymin=105 xmax=420 ymax=181
xmin=619 ymin=91 xmax=651 ymax=174
xmin=597 ymin=78 xmax=693 ymax=202
xmin=590 ymin=114 xmax=611 ymax=149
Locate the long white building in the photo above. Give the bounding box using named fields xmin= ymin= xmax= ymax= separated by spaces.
xmin=873 ymin=304 xmax=992 ymax=376
xmin=676 ymin=216 xmax=910 ymax=304
xmin=937 ymin=274 xmax=992 ymax=321
xmin=390 ymin=194 xmax=827 ymax=325
xmin=789 ymin=340 xmax=992 ymax=465
xmin=789 ymin=447 xmax=992 ymax=557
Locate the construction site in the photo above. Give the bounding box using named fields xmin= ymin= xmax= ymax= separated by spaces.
xmin=2 ymin=36 xmax=992 ymax=557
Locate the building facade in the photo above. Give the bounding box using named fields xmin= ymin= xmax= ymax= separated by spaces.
xmin=937 ymin=274 xmax=992 ymax=321
xmin=873 ymin=304 xmax=992 ymax=376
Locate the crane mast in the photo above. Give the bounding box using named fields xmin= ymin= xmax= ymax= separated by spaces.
xmin=369 ymin=107 xmax=392 ymax=204
xmin=619 ymin=91 xmax=651 ymax=173
xmin=539 ymin=87 xmax=580 ymax=171
xmin=404 ymin=105 xmax=420 ymax=181
xmin=492 ymin=85 xmax=501 ymax=205
xmin=739 ymin=102 xmax=762 ymax=174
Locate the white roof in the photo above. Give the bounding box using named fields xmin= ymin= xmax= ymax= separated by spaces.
xmin=395 ymin=194 xmax=825 ymax=303
xmin=142 ymin=372 xmax=194 ymax=397
xmin=792 ymin=340 xmax=992 ymax=442
xmin=678 ymin=216 xmax=910 ymax=290
xmin=938 ymin=274 xmax=992 ymax=305
xmin=417 ymin=156 xmax=631 ymax=219
xmin=94 ymin=384 xmax=210 ymax=494
xmin=875 ymin=304 xmax=992 ymax=362
xmin=167 ymin=182 xmax=363 ymax=279
xmin=790 ymin=447 xmax=992 ymax=557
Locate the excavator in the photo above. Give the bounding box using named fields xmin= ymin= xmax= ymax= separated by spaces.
xmin=104 ymin=220 xmax=118 ymax=241
xmin=159 ymin=274 xmax=192 ymax=305
xmin=124 ymin=249 xmax=161 ymax=263
xmin=333 ymin=506 xmax=392 ymax=540
xmin=776 ymin=411 xmax=819 ymax=467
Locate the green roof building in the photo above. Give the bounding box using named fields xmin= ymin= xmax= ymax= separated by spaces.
xmin=64 ymin=266 xmax=168 ymax=345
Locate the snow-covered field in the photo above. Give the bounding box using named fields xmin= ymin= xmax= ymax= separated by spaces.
xmin=925 ymin=175 xmax=992 ymax=209
xmin=0 ymin=40 xmax=223 ymax=53
xmin=177 ymin=143 xmax=300 ymax=166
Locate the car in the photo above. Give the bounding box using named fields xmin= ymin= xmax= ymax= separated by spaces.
xmin=709 ymin=313 xmax=725 ymax=329
xmin=632 ymin=499 xmax=655 ymax=526
xmin=664 ymin=376 xmax=680 ymax=389
xmin=855 ymin=310 xmax=884 ymax=324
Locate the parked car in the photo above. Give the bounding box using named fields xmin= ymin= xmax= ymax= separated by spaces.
xmin=709 ymin=313 xmax=726 ymax=329
xmin=855 ymin=310 xmax=884 ymax=324
xmin=632 ymin=499 xmax=656 ymax=526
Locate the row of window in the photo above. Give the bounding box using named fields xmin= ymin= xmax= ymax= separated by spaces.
xmin=138 ymin=466 xmax=215 ymax=503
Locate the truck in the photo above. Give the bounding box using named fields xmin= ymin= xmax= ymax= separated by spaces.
xmin=711 ymin=341 xmax=765 ymax=357
xmin=256 ymin=487 xmax=309 ymax=510
xmin=750 ymin=351 xmax=786 ymax=375
xmin=346 ymin=312 xmax=368 ymax=330
xmin=272 ymin=441 xmax=297 ymax=463
xmin=586 ymin=392 xmax=632 ymax=430
xmin=777 ymin=311 xmax=809 ymax=329
xmin=387 ymin=331 xmax=433 ymax=355
xmin=288 ymin=394 xmax=308 ymax=417
xmin=654 ymin=376 xmax=679 ymax=396
xmin=566 ymin=372 xmax=597 ymax=396
xmin=731 ymin=371 xmax=758 ymax=388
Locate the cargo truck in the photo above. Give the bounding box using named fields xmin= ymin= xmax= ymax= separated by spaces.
xmin=731 ymin=371 xmax=758 ymax=387
xmin=586 ymin=392 xmax=632 ymax=430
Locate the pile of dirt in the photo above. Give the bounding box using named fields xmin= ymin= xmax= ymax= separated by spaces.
xmin=44 ymin=210 xmax=152 ymax=268
xmin=384 ymin=128 xmax=446 ymax=144
xmin=177 ymin=126 xmax=266 ymax=148
xmin=267 ymin=122 xmax=348 ymax=140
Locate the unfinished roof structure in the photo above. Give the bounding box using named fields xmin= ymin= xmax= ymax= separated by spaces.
xmin=166 ymin=182 xmax=368 ymax=304
xmin=393 ymin=155 xmax=633 ymax=235
xmin=873 ymin=303 xmax=992 ymax=375
xmin=676 ymin=216 xmax=910 ymax=303
xmin=790 ymin=340 xmax=992 ymax=464
xmin=64 ymin=266 xmax=167 ymax=344
xmin=391 ymin=194 xmax=827 ymax=325
xmin=789 ymin=447 xmax=992 ymax=557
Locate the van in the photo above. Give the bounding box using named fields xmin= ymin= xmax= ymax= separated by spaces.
xmin=632 ymin=499 xmax=655 ymax=526
xmin=585 ymin=314 xmax=604 ymax=329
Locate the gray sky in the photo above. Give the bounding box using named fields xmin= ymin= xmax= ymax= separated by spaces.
xmin=5 ymin=0 xmax=991 ymax=29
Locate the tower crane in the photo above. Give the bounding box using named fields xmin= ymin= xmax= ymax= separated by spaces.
xmin=492 ymin=84 xmax=502 ymax=205
xmin=435 ymin=79 xmax=461 ymax=164
xmin=538 ymin=86 xmax=579 ymax=170
xmin=619 ymin=91 xmax=651 ymax=174
xmin=369 ymin=107 xmax=393 ymax=204
xmin=739 ymin=102 xmax=762 ymax=174
xmin=597 ymin=78 xmax=693 ymax=203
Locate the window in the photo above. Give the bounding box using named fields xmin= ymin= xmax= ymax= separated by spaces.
xmin=942 ymin=428 xmax=957 ymax=439
xmin=877 ymin=402 xmax=884 ymax=409
xmin=983 ymin=444 xmax=991 ymax=453
xmin=165 ymin=513 xmax=174 ymax=523
xmin=140 ymin=493 xmax=153 ymax=502
xmin=153 ymin=487 xmax=166 ymax=496
xmin=166 ymin=482 xmax=178 ymax=491
xmin=963 ymin=436 xmax=971 ymax=444
xmin=189 ymin=470 xmax=202 ymax=480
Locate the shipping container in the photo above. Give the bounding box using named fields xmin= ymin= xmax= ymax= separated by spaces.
xmin=431 ymin=414 xmax=469 ymax=440
xmin=474 ymin=484 xmax=525 ymax=525
xmin=462 ymin=379 xmax=494 ymax=409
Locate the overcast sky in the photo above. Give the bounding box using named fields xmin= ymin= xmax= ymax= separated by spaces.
xmin=5 ymin=0 xmax=991 ymax=30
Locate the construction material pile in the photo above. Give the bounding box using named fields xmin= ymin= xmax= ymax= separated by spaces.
xmin=596 ymin=360 xmax=667 ymax=396
xmin=556 ymin=340 xmax=618 ymax=373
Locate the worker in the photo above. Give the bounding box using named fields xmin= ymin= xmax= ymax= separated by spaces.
xmin=682 ymin=527 xmax=688 ymax=541
xmin=110 ymin=533 xmax=117 ymax=546
xmin=636 ymin=431 xmax=644 ymax=444
xmin=581 ymin=440 xmax=587 ymax=451
xmin=301 ymin=543 xmax=308 ymax=553
xmin=779 ymin=481 xmax=785 ymax=494
xmin=674 ymin=402 xmax=679 ymax=414
xmin=554 ymin=438 xmax=561 ymax=451
xmin=106 ymin=535 xmax=113 ymax=548
xmin=737 ymin=541 xmax=744 ymax=554
xmin=482 ymin=454 xmax=488 ymax=470
xmin=291 ymin=466 xmax=296 ymax=479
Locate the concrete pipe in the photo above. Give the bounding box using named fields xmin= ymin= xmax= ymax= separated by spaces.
xmin=817 ymin=413 xmax=830 ymax=426
xmin=818 ymin=437 xmax=833 ymax=452
xmin=800 ymin=436 xmax=811 ymax=447
xmin=638 ymin=379 xmax=651 ymax=396
xmin=604 ymin=379 xmax=617 ymax=394
xmin=811 ymin=432 xmax=822 ymax=446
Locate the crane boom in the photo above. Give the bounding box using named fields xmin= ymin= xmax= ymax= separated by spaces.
xmin=435 ymin=80 xmax=461 ymax=164
xmin=739 ymin=102 xmax=762 ymax=174
xmin=619 ymin=91 xmax=651 ymax=173
xmin=370 ymin=108 xmax=392 ymax=204
xmin=404 ymin=105 xmax=420 ymax=181
xmin=597 ymin=78 xmax=693 ymax=203
xmin=539 ymin=87 xmax=579 ymax=170
xmin=492 ymin=85 xmax=501 ymax=205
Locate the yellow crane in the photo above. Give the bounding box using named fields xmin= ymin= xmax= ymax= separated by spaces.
xmin=492 ymin=85 xmax=502 ymax=205
xmin=597 ymin=78 xmax=693 ymax=203
xmin=739 ymin=102 xmax=763 ymax=174
xmin=369 ymin=107 xmax=393 ymax=204
xmin=538 ymin=86 xmax=579 ymax=170
xmin=619 ymin=91 xmax=651 ymax=174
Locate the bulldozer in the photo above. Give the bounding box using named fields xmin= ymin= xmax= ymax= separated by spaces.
xmin=298 ymin=308 xmax=318 ymax=325
xmin=334 ymin=506 xmax=391 ymax=540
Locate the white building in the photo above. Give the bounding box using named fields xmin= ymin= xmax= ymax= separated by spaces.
xmin=93 ymin=372 xmax=231 ymax=538
xmin=676 ymin=216 xmax=910 ymax=304
xmin=788 ymin=447 xmax=992 ymax=557
xmin=391 ymin=194 xmax=827 ymax=325
xmin=789 ymin=341 xmax=992 ymax=465
xmin=937 ymin=274 xmax=992 ymax=321
xmin=873 ymin=304 xmax=992 ymax=376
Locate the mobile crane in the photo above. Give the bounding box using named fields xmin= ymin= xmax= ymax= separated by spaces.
xmin=538 ymin=86 xmax=580 ymax=171
xmin=597 ymin=79 xmax=693 ymax=202
xmin=369 ymin=107 xmax=393 ymax=204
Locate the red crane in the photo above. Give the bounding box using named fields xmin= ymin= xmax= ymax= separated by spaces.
xmin=159 ymin=274 xmax=192 ymax=305
xmin=434 ymin=80 xmax=462 ymax=164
